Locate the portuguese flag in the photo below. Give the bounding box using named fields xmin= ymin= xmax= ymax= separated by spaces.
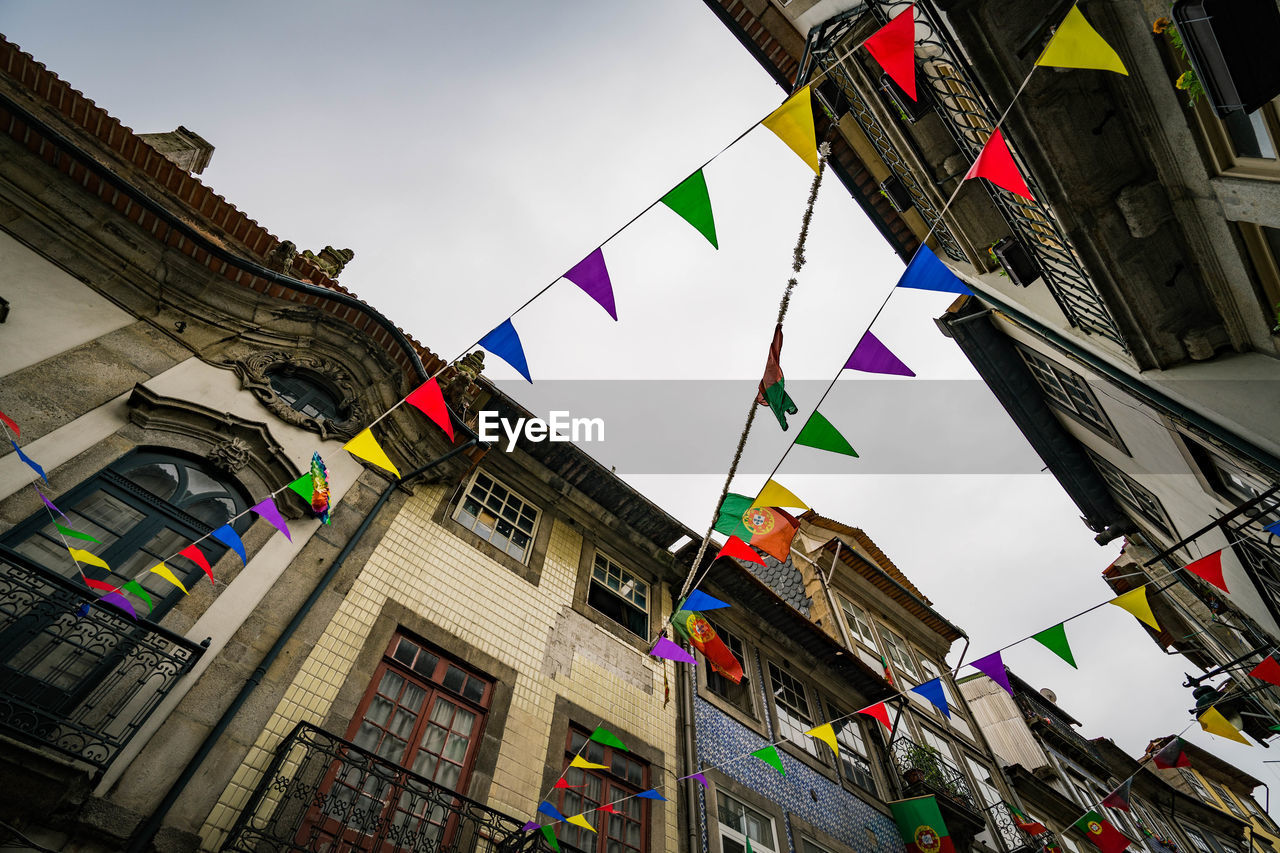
xmin=714 ymin=494 xmax=799 ymax=562
xmin=673 ymin=610 xmax=744 ymax=683
xmin=890 ymin=796 xmax=955 ymax=853
xmin=757 ymin=323 xmax=798 ymax=430
xmin=1073 ymin=811 xmax=1131 ymax=853
xmin=1007 ymin=802 xmax=1046 ymax=836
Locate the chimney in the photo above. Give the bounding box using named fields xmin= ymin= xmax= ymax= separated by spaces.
xmin=137 ymin=126 xmax=215 ymax=174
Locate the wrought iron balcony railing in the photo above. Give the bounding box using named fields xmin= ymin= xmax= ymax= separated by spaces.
xmin=888 ymin=735 xmax=981 ymax=816
xmin=222 ymin=721 xmax=548 ymax=853
xmin=0 ymin=545 xmax=206 ymax=778
xmin=1015 ymin=689 xmax=1103 ymax=765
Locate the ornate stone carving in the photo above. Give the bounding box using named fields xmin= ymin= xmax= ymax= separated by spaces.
xmin=207 ymin=437 xmax=252 ymax=473
xmin=439 ymin=350 xmax=485 ymax=430
xmin=265 ymin=240 xmax=297 ymax=273
xmin=300 ymin=246 xmax=354 ymax=279
xmin=234 ymin=350 xmax=366 ymax=440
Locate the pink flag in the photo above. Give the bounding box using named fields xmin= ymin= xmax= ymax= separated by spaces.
xmin=971 ymin=651 xmax=1013 ymax=694
xmin=405 ymin=378 xmax=455 ymax=441
xmin=964 ymin=129 xmax=1033 ymax=200
xmin=1184 ymin=550 xmax=1228 ymax=592
xmin=844 ymin=330 xmax=915 ymax=376
xmin=864 ymin=6 xmax=917 ymax=100
xmin=180 ymin=543 xmax=215 ymax=585
xmin=650 ymin=636 xmax=697 ymax=665
xmin=251 ymin=498 xmax=291 ymax=541
xmin=564 ymin=248 xmax=617 ymax=321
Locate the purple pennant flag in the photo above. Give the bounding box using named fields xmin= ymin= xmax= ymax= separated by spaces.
xmin=251 ymin=497 xmax=292 ymax=541
xmin=11 ymin=441 xmax=46 ymax=481
xmin=478 ymin=319 xmax=533 ymax=383
xmin=99 ymin=592 xmax=138 ymax=620
xmin=521 ymin=821 xmax=540 ymax=832
xmin=844 ymin=330 xmax=915 ymax=377
xmin=688 ymin=773 xmax=708 ymax=789
xmin=564 ymin=248 xmax=617 ymax=321
xmin=650 ymin=636 xmax=697 ymax=665
xmin=970 ymin=651 xmax=1013 ymax=695
xmin=37 ymin=489 xmax=69 ymax=521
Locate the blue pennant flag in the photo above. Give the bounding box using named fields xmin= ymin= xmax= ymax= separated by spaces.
xmin=910 ymin=677 xmax=951 ymax=718
xmin=479 ymin=319 xmax=532 ymax=383
xmin=897 ymin=245 xmax=972 ymax=295
xmin=636 ymin=789 xmax=667 ymax=801
xmin=681 ymin=590 xmax=730 ymax=612
xmin=211 ymin=524 xmax=248 ymax=564
xmin=11 ymin=441 xmax=46 ymax=481
xmin=1265 ymin=520 xmax=1280 ymax=537
xmin=538 ymin=801 xmax=566 ymax=822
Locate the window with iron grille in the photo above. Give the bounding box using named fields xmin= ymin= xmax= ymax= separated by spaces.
xmin=587 ymin=552 xmax=648 ymax=637
xmin=1087 ymin=451 xmax=1177 ymax=542
xmin=766 ymin=662 xmax=820 ymax=758
xmin=1016 ymin=347 xmax=1123 ymax=445
xmin=453 ymin=471 xmax=539 ymax=563
xmin=558 ymin=727 xmax=646 ymax=853
xmin=705 ymin=619 xmax=753 ymax=715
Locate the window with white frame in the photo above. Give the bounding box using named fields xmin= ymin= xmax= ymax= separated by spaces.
xmin=766 ymin=662 xmax=820 ymax=758
xmin=454 ymin=471 xmax=539 ymax=563
xmin=918 ymin=658 xmax=974 ymax=740
xmin=1183 ymin=827 xmax=1216 ymax=853
xmin=587 ymin=552 xmax=649 ymax=637
xmin=838 ymin=594 xmax=878 ymax=648
xmin=879 ymin=627 xmax=920 ymax=681
xmin=1087 ymin=451 xmax=1177 ymax=542
xmin=717 ymin=793 xmax=777 ymax=853
xmin=1016 ymin=346 xmax=1123 ymax=445
xmin=1180 ymin=768 xmax=1213 ymax=802
xmin=1209 ymin=781 xmax=1248 ymax=819
xmin=705 ymin=619 xmax=754 ymax=715
xmin=825 ymin=703 xmax=877 ymax=793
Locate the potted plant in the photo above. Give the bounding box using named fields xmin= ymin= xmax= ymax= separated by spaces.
xmin=903 ymin=741 xmax=945 ymax=787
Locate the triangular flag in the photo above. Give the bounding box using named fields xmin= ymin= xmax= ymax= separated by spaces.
xmin=682 ymin=590 xmax=730 ymax=612
xmin=1035 ymin=4 xmax=1128 ymax=75
xmin=564 ymin=248 xmax=617 ymax=321
xmin=344 ymin=428 xmax=400 ymax=478
xmin=716 ymin=535 xmax=766 ymax=567
xmin=11 ymin=441 xmax=46 ymax=481
xmin=589 ymin=726 xmax=629 ymax=751
xmin=570 ymin=756 xmax=608 ymax=770
xmin=863 ymin=5 xmax=917 ymax=100
xmin=964 ymin=129 xmax=1034 ymax=200
xmin=688 ymin=773 xmax=708 ymax=789
xmin=1249 ymin=656 xmax=1280 ymax=687
xmin=858 ymin=701 xmax=893 ymax=732
xmin=806 ymin=723 xmax=839 ymax=757
xmin=1265 ymin=520 xmax=1280 ymax=537
xmin=566 ymin=814 xmax=596 ymax=833
xmin=84 ymin=576 xmax=120 ymax=593
xmin=1109 ymin=587 xmax=1160 ymax=631
xmin=636 ymin=790 xmax=667 ymax=800
xmin=844 ymin=330 xmax=915 ymax=376
xmin=478 ymin=318 xmax=533 ymax=383
xmin=179 ymin=544 xmax=215 ymax=586
xmin=598 ymin=804 xmax=617 ymax=814
xmin=1198 ymin=706 xmax=1250 ymax=745
xmin=67 ymin=548 xmax=110 ymax=572
xmin=98 ymin=591 xmax=137 ymax=619
xmin=661 ymin=169 xmax=718 ymax=249
xmin=750 ymin=745 xmax=785 ymax=776
xmin=1031 ymin=623 xmax=1077 ymax=668
xmin=405 ymin=378 xmax=455 ymax=441
xmin=1152 ymin=737 xmax=1191 ymax=769
xmin=0 ymin=410 xmax=19 ymax=435
xmin=541 ymin=826 xmax=561 ymax=852
xmin=897 ymin=245 xmax=972 ymax=295
xmin=521 ymin=821 xmax=540 ymax=832
xmin=122 ymin=580 xmax=154 ymax=612
xmin=971 ymin=651 xmax=1014 ymax=695
xmin=251 ymin=498 xmax=291 ymax=541
xmin=910 ymin=678 xmax=951 ymax=718
xmin=554 ymin=779 xmax=584 ymax=789
xmin=796 ymin=412 xmax=858 ymax=458
xmin=751 ymin=480 xmax=808 ymax=510
xmin=762 ymin=85 xmax=819 ymax=173
xmin=56 ymin=523 xmax=100 ymax=544
xmin=1184 ymin=551 xmax=1228 ymax=592
xmin=211 ymin=524 xmax=247 ymax=563
xmin=150 ymin=563 xmax=188 ymax=594
xmin=650 ymin=636 xmax=697 ymax=665
xmin=286 ymin=473 xmax=312 ymax=503
xmin=1101 ymin=777 xmax=1132 ymax=812
xmin=538 ymin=801 xmax=567 ymax=822
xmin=38 ymin=490 xmax=68 ymax=520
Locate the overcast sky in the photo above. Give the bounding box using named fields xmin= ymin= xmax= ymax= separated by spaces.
xmin=6 ymin=0 xmax=1274 ymax=802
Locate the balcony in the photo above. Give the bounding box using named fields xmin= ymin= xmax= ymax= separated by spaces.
xmin=222 ymin=721 xmax=548 ymax=853
xmin=889 ymin=736 xmax=987 ymax=841
xmin=0 ymin=546 xmax=206 ymax=779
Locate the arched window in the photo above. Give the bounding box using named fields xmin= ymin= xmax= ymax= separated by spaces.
xmin=267 ymin=368 xmax=345 ymax=422
xmin=3 ymin=450 xmax=251 ymax=619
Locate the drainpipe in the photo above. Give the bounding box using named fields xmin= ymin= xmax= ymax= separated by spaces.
xmin=677 ymin=661 xmax=702 ymax=853
xmin=125 ymin=436 xmax=481 ymax=853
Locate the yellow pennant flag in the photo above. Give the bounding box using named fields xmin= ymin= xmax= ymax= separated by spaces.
xmin=1198 ymin=706 xmax=1250 ymax=746
xmin=150 ymin=562 xmax=188 ymax=594
xmin=343 ymin=428 xmax=400 ymax=478
xmin=805 ymin=723 xmax=839 ymax=758
xmin=67 ymin=547 xmax=110 ymax=572
xmin=569 ymin=756 xmax=608 ymax=770
xmin=762 ymin=85 xmax=820 ymax=173
xmin=1035 ymin=4 xmax=1128 ymax=75
xmin=566 ymin=814 xmax=597 ymax=833
xmin=1109 ymin=587 xmax=1160 ymax=631
xmin=751 ymin=479 xmax=809 ymax=511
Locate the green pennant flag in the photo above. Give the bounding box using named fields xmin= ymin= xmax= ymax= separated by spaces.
xmin=56 ymin=523 xmax=100 ymax=543
xmin=541 ymin=825 xmax=561 ymax=852
xmin=750 ymin=745 xmax=785 ymax=775
xmin=122 ymin=579 xmax=154 ymax=612
xmin=661 ymin=169 xmax=718 ymax=249
xmin=286 ymin=473 xmax=313 ymax=503
xmin=1032 ymin=623 xmax=1077 ymax=668
xmin=795 ymin=412 xmax=858 ymax=457
xmin=589 ymin=726 xmax=628 ymax=752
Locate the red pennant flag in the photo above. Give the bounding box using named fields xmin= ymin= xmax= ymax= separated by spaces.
xmin=863 ymin=5 xmax=917 ymax=100
xmin=716 ymin=535 xmax=766 ymax=567
xmin=553 ymin=779 xmax=584 ymax=789
xmin=964 ymin=129 xmax=1033 ymax=200
xmin=858 ymin=701 xmax=893 ymax=733
xmin=598 ymin=804 xmax=616 ymax=814
xmin=1184 ymin=550 xmax=1228 ymax=592
xmin=84 ymin=577 xmax=121 ymax=594
xmin=0 ymin=410 xmax=18 ymax=435
xmin=180 ymin=544 xmax=215 ymax=585
xmin=1250 ymin=656 xmax=1280 ymax=687
xmin=405 ymin=379 xmax=454 ymax=441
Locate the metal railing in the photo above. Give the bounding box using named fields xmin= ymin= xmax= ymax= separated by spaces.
xmin=1015 ymin=689 xmax=1103 ymax=764
xmin=0 ymin=546 xmax=205 ymax=778
xmin=801 ymin=1 xmax=1128 ymax=349
xmin=889 ymin=735 xmax=982 ymax=816
xmin=222 ymin=722 xmax=548 ymax=853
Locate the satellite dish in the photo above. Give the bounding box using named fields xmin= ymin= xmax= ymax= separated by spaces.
xmin=1040 ymin=688 xmax=1058 ymax=703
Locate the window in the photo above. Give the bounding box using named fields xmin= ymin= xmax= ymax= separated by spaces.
xmin=1209 ymin=782 xmax=1248 ymax=819
xmin=1181 ymin=768 xmax=1214 ymax=802
xmin=1185 ymin=439 xmax=1274 ymax=508
xmin=1240 ymin=794 xmax=1276 ymax=830
xmin=267 ymin=368 xmax=345 ymax=421
xmin=1184 ymin=827 xmax=1216 ymax=853
xmin=559 ymin=728 xmax=646 ymax=853
xmin=717 ymin=793 xmax=777 ymax=853
xmin=1017 ymin=347 xmax=1123 ymax=445
xmin=825 ymin=703 xmax=877 ymax=793
xmin=802 ymin=840 xmax=837 ymax=853
xmin=454 ymin=471 xmax=539 ymax=563
xmin=918 ymin=658 xmax=974 ymax=739
xmin=879 ymin=627 xmax=920 ymax=681
xmin=705 ymin=620 xmax=754 ymax=715
xmin=587 ymin=552 xmax=649 ymax=637
xmin=1088 ymin=451 xmax=1177 ymax=542
xmin=767 ymin=662 xmax=820 ymax=757
xmin=838 ymin=595 xmax=886 ymax=672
